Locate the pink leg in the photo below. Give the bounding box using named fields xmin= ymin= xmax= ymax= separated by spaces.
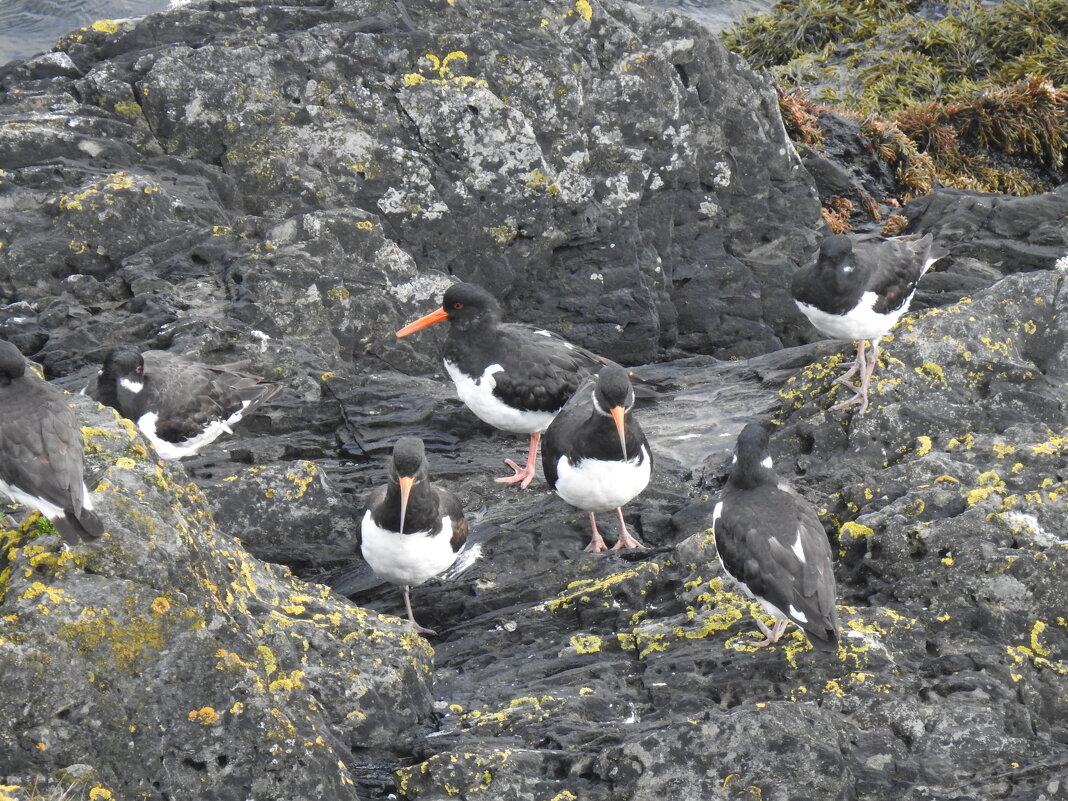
xmin=854 ymin=341 xmax=879 ymax=414
xmin=751 ymin=617 xmax=790 ymax=648
xmin=495 ymin=432 xmax=540 ymax=489
xmin=403 ymin=585 xmax=436 ymax=636
xmin=583 ymin=512 xmax=609 ymax=553
xmin=610 ymin=507 xmax=645 ymax=550
xmin=832 ymin=340 xmax=869 ymax=409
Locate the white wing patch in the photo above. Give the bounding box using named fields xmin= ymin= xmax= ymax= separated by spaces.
xmin=0 ymin=477 xmax=66 ymax=519
xmin=761 ymin=455 xmax=773 ymax=469
xmin=443 ymin=359 xmax=556 ymax=434
xmin=788 ymin=604 xmax=809 ymax=624
xmin=360 ymin=511 xmax=459 ymax=587
xmin=135 ymin=402 xmax=249 ymax=460
xmin=791 ymin=526 xmax=806 ymax=564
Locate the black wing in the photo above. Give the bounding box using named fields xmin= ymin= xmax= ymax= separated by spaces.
xmin=490 ymin=324 xmax=614 ymax=414
xmin=857 ymin=233 xmax=940 ymax=315
xmin=0 ymin=378 xmax=102 ymax=543
xmin=540 ymin=375 xmax=597 ymax=488
xmin=715 ymin=484 xmax=838 ymax=649
xmin=142 ymin=352 xmax=279 ymax=443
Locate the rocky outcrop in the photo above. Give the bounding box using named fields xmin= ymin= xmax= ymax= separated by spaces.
xmin=0 ymin=0 xmax=822 ymax=370
xmin=1 ymin=1 xmax=1067 ymax=800
xmin=0 ymin=395 xmax=432 ymax=801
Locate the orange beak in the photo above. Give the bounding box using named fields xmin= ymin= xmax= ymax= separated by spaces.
xmin=611 ymin=406 xmax=628 ymax=460
xmin=396 ymin=307 xmax=449 ymax=338
xmin=398 ymin=475 xmax=414 ymax=533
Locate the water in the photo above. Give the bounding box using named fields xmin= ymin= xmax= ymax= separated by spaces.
xmin=0 ymin=0 xmax=777 ymax=66
xmin=0 ymin=0 xmax=179 ymax=65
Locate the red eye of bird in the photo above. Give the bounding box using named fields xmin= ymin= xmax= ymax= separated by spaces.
xmin=452 ymin=302 xmax=464 ymax=310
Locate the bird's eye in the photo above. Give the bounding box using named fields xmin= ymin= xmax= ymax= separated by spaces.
xmin=136 ymin=366 xmax=143 ymax=374
xmin=452 ymin=302 xmax=464 ymax=310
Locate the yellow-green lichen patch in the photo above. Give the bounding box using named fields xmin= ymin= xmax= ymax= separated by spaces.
xmin=188 ymin=706 xmax=220 ymax=725
xmin=914 ymin=362 xmax=946 ymax=386
xmin=395 ymin=750 xmax=512 ymax=798
xmin=837 ymin=606 xmax=918 ymax=672
xmin=540 ymin=561 xmax=661 ymax=612
xmin=569 ymin=633 xmax=603 ymax=653
xmin=57 ymin=596 xmax=205 ymax=673
xmin=458 ymin=696 xmax=564 ymax=736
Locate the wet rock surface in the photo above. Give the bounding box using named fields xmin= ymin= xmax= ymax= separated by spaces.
xmin=0 ymin=1 xmax=1066 ymax=800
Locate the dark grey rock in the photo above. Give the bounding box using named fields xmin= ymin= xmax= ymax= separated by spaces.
xmin=0 ymin=0 xmax=821 ymax=371
xmin=0 ymin=1 xmax=1066 ymax=800
xmin=0 ymin=396 xmax=433 ymax=801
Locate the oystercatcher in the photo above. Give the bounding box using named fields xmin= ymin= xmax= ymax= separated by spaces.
xmin=792 ymin=232 xmax=946 ymax=413
xmin=396 ymin=282 xmax=615 ymax=488
xmin=87 ymin=348 xmax=280 ymax=459
xmin=542 ymin=365 xmax=651 ymax=552
xmin=360 ymin=436 xmax=471 ymax=635
xmin=712 ymin=423 xmax=838 ymax=652
xmin=0 ymin=340 xmax=105 ymax=545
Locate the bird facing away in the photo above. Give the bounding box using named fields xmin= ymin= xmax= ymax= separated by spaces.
xmin=360 ymin=436 xmax=470 ymax=635
xmin=0 ymin=340 xmax=105 ymax=545
xmin=396 ymin=282 xmax=617 ymax=489
xmin=542 ymin=365 xmax=651 ymax=552
xmin=712 ymin=423 xmax=838 ymax=653
xmin=791 ymin=232 xmax=946 ymax=413
xmin=87 ymin=348 xmax=280 ymax=459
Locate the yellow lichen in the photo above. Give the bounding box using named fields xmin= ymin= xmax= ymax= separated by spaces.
xmin=569 ymin=633 xmax=603 ymax=654
xmin=188 ymin=707 xmax=219 ymax=725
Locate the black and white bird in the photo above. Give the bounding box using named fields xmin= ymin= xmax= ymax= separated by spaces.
xmin=360 ymin=436 xmax=474 ymax=635
xmin=0 ymin=340 xmax=105 ymax=545
xmin=791 ymin=232 xmax=946 ymax=413
xmin=542 ymin=365 xmax=651 ymax=552
xmin=712 ymin=423 xmax=838 ymax=652
xmin=396 ymin=282 xmax=616 ymax=489
xmin=86 ymin=349 xmax=280 ymax=459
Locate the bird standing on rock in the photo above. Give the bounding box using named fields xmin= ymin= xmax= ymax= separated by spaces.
xmin=360 ymin=436 xmax=471 ymax=635
xmin=791 ymin=232 xmax=946 ymax=413
xmin=542 ymin=365 xmax=651 ymax=552
xmin=396 ymin=282 xmax=617 ymax=488
xmin=0 ymin=340 xmax=105 ymax=545
xmin=87 ymin=348 xmax=280 ymax=460
xmin=712 ymin=423 xmax=838 ymax=653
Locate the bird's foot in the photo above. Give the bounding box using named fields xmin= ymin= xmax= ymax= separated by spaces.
xmin=410 ymin=622 xmax=437 ymax=636
xmin=494 ymin=459 xmax=536 ymax=489
xmin=831 ymin=390 xmax=868 ymax=411
xmin=611 ymin=531 xmax=645 ymax=550
xmin=584 ymin=534 xmax=609 ymax=553
xmin=751 ymin=618 xmax=789 ymax=648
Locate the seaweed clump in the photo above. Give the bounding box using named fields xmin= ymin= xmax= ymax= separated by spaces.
xmin=724 ymin=0 xmax=1068 ymax=197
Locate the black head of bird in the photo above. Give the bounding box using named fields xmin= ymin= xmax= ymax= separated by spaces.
xmin=591 ymin=365 xmax=635 ymax=461
xmin=396 ymin=282 xmax=502 ymax=337
xmin=101 ymin=348 xmax=145 ymax=385
xmin=729 ymin=422 xmax=775 ymax=490
xmin=816 ymin=234 xmax=868 ymax=292
xmin=388 ymin=436 xmax=429 ymax=534
xmin=0 ymin=341 xmax=26 ymax=382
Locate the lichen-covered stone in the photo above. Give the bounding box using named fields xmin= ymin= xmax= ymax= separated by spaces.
xmin=0 ymin=396 xmax=432 ymax=801
xmin=0 ymin=0 xmax=820 ymax=375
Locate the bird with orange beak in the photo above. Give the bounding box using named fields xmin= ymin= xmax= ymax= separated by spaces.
xmin=360 ymin=437 xmax=470 ymax=635
xmin=396 ymin=282 xmax=618 ymax=489
xmin=542 ymin=365 xmax=652 ymax=552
